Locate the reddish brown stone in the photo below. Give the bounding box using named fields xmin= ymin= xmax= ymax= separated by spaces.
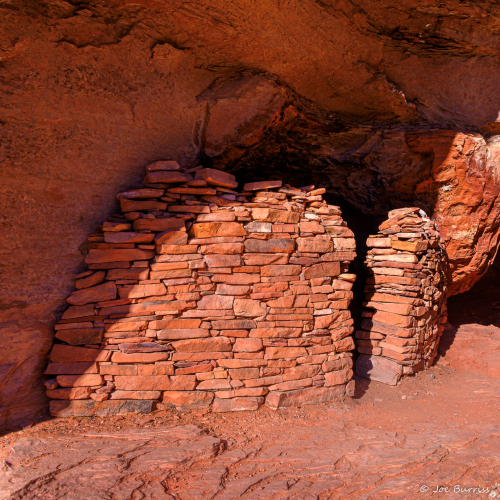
xmin=117 ymin=283 xmax=167 ymax=299
xmin=86 ymin=249 xmax=155 ymax=264
xmin=150 ymin=269 xmax=192 ymax=279
xmin=204 ymin=254 xmax=241 ymax=267
xmin=61 ymin=304 xmax=96 ymax=320
xmin=50 ymin=346 xmax=111 ymax=363
xmin=67 ymin=281 xmax=117 ymax=306
xmin=212 ymin=273 xmax=261 ymax=285
xmin=157 ymin=329 xmax=210 ymax=340
xmin=197 ymin=212 xmax=236 ymax=222
xmin=56 ymin=374 xmax=103 ymax=387
xmin=111 ymin=352 xmax=170 ymax=363
xmin=244 ymin=180 xmax=282 ymax=191
xmin=102 ymin=222 xmax=132 ymax=232
xmin=162 ymin=391 xmax=214 ymax=410
xmin=265 ymin=385 xmax=345 ymax=409
xmin=212 ymin=397 xmax=264 ymax=412
xmin=155 ymin=230 xmax=188 ymax=246
xmin=75 ymin=271 xmax=106 ymax=290
xmin=157 ymin=244 xmax=199 ymax=255
xmin=304 ymin=262 xmax=341 ymax=279
xmin=216 ymin=387 xmax=268 ymax=398
xmin=297 ymin=237 xmax=333 ymax=253
xmin=252 ymin=208 xmax=300 ymax=223
xmin=137 ymin=363 xmax=175 ymax=376
xmin=244 ymin=239 xmax=295 ymax=253
xmin=371 ymin=310 xmax=415 ymax=328
xmin=171 ymin=337 xmax=232 ymax=352
xmin=116 ymin=187 xmax=165 ymax=199
xmin=269 ymin=378 xmax=313 ymax=391
xmin=146 ymin=160 xmax=180 ymax=172
xmin=55 ymin=328 xmax=103 ymax=345
xmin=189 ymin=222 xmax=246 ymax=238
xmin=120 ymin=200 xmax=167 ymax=212
xmin=105 ymin=231 xmax=156 ymax=244
xmin=49 ymin=399 xmax=154 ymax=417
xmin=234 ymin=298 xmax=266 ymax=317
xmin=169 ymin=205 xmax=211 ymax=214
xmin=195 ymin=168 xmax=238 ymax=189
xmin=151 ymin=318 xmax=201 ymax=329
xmin=391 ymin=240 xmax=428 ymax=252
xmin=243 ymin=253 xmax=289 ymax=265
xmin=299 ymin=221 xmax=325 ymax=234
xmin=265 ymin=347 xmax=308 ymax=359
xmin=228 ymin=367 xmax=260 ymax=380
xmin=146 ymin=170 xmax=192 ymax=184
xmin=200 ymin=243 xmax=244 ymax=254
xmin=196 ymin=379 xmax=232 ymax=390
xmin=99 ymin=364 xmax=138 ymax=376
xmin=133 ymin=218 xmax=185 ymax=232
xmin=324 ymin=368 xmax=353 ymax=386
xmin=197 ymin=294 xmax=234 ymax=309
xmin=110 ymin=390 xmax=161 ymax=400
xmin=46 ymin=387 xmax=93 ymax=400
xmin=233 ymin=338 xmax=263 ymax=352
xmin=282 ymin=365 xmax=321 ymax=381
xmin=114 ymin=375 xmax=196 ymax=391
xmin=261 ymin=265 xmax=301 ymax=276
xmin=44 ymin=362 xmax=98 ymax=375
xmin=106 ymin=268 xmax=150 ymax=280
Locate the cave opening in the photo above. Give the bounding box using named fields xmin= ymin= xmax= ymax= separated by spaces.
xmin=447 ymin=250 xmax=500 ymax=329
xmin=437 ymin=251 xmax=500 ymax=379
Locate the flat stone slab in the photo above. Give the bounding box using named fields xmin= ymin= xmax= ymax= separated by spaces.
xmin=356 ymin=353 xmax=402 ymax=385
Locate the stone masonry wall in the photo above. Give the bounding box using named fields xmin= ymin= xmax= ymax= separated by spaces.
xmin=355 ymin=208 xmax=448 ymax=385
xmin=45 ymin=163 xmax=357 ymax=417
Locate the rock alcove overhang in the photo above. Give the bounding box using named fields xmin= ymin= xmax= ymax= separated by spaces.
xmin=4 ymin=0 xmax=500 ymax=427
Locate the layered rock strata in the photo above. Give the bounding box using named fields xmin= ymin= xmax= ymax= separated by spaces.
xmin=356 ymin=208 xmax=448 ymax=385
xmin=45 ymin=164 xmax=356 ymax=417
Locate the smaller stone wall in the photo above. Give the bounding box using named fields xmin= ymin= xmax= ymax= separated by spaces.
xmin=45 ymin=163 xmax=357 ymax=417
xmin=355 ymin=208 xmax=448 ymax=385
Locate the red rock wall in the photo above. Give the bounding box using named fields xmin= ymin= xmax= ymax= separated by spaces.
xmin=4 ymin=0 xmax=500 ymax=428
xmin=45 ymin=165 xmax=357 ymax=417
xmin=355 ymin=208 xmax=448 ymax=385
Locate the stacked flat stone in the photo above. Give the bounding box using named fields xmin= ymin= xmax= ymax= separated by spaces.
xmin=356 ymin=207 xmax=448 ymax=384
xmin=45 ymin=162 xmax=357 ymax=417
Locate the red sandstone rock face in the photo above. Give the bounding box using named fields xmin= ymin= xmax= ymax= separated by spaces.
xmin=3 ymin=1 xmax=500 ymax=426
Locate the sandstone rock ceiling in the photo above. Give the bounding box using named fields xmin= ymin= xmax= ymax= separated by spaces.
xmin=2 ymin=0 xmax=500 ymax=425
